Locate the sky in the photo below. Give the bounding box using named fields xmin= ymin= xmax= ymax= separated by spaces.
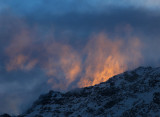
xmin=0 ymin=0 xmax=160 ymax=115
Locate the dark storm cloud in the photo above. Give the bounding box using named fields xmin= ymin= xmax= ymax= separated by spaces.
xmin=30 ymin=8 xmax=159 ymax=35
xmin=23 ymin=7 xmax=160 ymax=65
xmin=0 ymin=0 xmax=160 ymax=115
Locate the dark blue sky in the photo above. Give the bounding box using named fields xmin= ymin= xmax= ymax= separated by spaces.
xmin=0 ymin=0 xmax=160 ymax=115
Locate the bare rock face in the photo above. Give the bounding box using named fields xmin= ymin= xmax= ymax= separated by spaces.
xmin=6 ymin=67 xmax=160 ymax=117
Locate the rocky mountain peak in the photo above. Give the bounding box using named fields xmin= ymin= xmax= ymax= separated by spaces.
xmin=4 ymin=66 xmax=160 ymax=117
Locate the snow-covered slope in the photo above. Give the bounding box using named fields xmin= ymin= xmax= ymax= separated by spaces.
xmin=17 ymin=67 xmax=160 ymax=116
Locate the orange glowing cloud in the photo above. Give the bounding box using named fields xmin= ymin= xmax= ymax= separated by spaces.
xmin=43 ymin=42 xmax=82 ymax=90
xmin=5 ymin=29 xmax=38 ymax=71
xmin=5 ymin=27 xmax=143 ymax=90
xmin=78 ymin=33 xmax=142 ymax=87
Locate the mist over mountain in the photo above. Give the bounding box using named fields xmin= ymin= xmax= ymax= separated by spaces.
xmin=1 ymin=66 xmax=158 ymax=117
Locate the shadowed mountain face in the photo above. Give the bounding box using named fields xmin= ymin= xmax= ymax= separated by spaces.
xmin=4 ymin=66 xmax=160 ymax=117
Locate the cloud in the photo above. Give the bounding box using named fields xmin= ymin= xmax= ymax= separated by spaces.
xmin=78 ymin=33 xmax=142 ymax=87
xmin=4 ymin=26 xmax=143 ymax=89
xmin=1 ymin=0 xmax=160 ymax=15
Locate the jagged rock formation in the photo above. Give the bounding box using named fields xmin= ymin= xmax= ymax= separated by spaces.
xmin=12 ymin=67 xmax=160 ymax=116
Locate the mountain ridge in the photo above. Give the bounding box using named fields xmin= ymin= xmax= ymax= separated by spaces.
xmin=2 ymin=66 xmax=160 ymax=117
